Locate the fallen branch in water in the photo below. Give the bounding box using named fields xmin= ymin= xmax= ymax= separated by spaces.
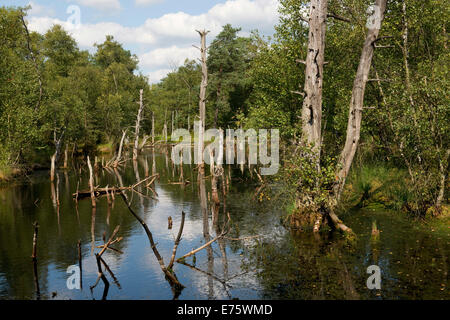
xmin=73 ymin=174 xmax=159 ymax=200
xmin=98 ymin=255 xmax=121 ymax=289
xmin=98 ymin=225 xmax=121 ymax=257
xmin=176 ymin=214 xmax=231 ymax=263
xmin=119 ymin=191 xmax=184 ymax=290
xmin=90 ymin=253 xmax=110 ymax=300
xmin=168 ymin=211 xmax=186 ymax=270
xmin=167 ymin=180 xmax=191 ymax=186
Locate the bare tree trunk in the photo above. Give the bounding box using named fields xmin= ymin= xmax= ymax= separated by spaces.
xmin=139 ymin=135 xmax=150 ymax=150
xmin=335 ymin=0 xmax=387 ymax=201
xmin=196 ymin=30 xmax=210 ymax=175
xmin=152 ymin=112 xmax=155 ymax=145
xmin=133 ymin=89 xmax=144 ymax=161
xmin=301 ymin=0 xmax=328 ymax=162
xmin=114 ymin=129 xmax=127 ymax=168
xmin=436 ymin=150 xmax=449 ymax=208
xmin=171 ymin=110 xmax=174 ymax=136
xmin=50 ymin=130 xmax=64 ymax=182
xmin=63 ymin=144 xmax=68 ymax=169
xmin=87 ymin=156 xmax=96 ymax=208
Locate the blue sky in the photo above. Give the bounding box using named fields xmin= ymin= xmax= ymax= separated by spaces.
xmin=3 ymin=0 xmax=279 ymax=82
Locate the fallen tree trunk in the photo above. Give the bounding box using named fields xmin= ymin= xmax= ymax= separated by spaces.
xmin=119 ymin=192 xmax=184 ymax=289
xmin=72 ymin=174 xmax=159 ymax=199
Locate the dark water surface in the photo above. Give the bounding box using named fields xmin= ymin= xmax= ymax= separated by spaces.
xmin=0 ymin=150 xmax=448 ymax=300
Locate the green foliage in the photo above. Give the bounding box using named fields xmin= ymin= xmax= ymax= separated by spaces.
xmin=281 ymin=145 xmax=338 ymax=217
xmin=0 ymin=7 xmax=150 ymax=169
xmin=0 ymin=1 xmax=447 ymax=217
xmin=207 ymin=24 xmax=253 ymax=127
xmin=148 ymin=59 xmax=201 ymax=134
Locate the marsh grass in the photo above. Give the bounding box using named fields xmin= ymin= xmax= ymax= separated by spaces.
xmin=343 ymin=164 xmax=419 ymax=213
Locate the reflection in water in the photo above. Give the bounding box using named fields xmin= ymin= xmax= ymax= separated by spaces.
xmin=0 ymin=149 xmax=448 ymax=300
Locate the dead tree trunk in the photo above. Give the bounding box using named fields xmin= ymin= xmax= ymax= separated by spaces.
xmin=163 ymin=109 xmax=168 ymax=143
xmin=436 ymin=150 xmax=449 ymax=208
xmin=335 ymin=0 xmax=388 ymax=201
xmin=63 ymin=144 xmax=68 ymax=169
xmin=133 ymin=89 xmax=144 ymax=161
xmin=87 ymin=156 xmax=96 ymax=208
xmin=292 ymin=0 xmax=328 ymax=230
xmin=114 ymin=129 xmax=127 ymax=168
xmin=196 ymin=30 xmax=210 ymax=175
xmin=50 ymin=130 xmax=64 ymax=182
xmin=152 ymin=111 xmax=155 ymax=145
xmin=171 ymin=111 xmax=174 ymax=136
xmin=300 ymin=0 xmax=328 ymax=161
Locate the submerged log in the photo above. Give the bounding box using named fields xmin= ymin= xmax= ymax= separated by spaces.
xmin=72 ymin=174 xmax=159 ymax=199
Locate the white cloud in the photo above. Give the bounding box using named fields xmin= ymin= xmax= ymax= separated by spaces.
xmin=27 ymin=0 xmax=279 ymax=83
xmin=140 ymin=46 xmax=198 ymax=69
xmin=28 ymin=1 xmax=55 ymax=17
xmin=135 ymin=0 xmax=164 ymax=6
xmin=147 ymin=68 xmax=172 ymax=83
xmin=72 ymin=0 xmax=121 ymax=12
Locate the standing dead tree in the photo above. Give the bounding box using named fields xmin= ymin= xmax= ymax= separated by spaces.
xmin=194 ymin=29 xmax=210 ymax=175
xmin=105 ymin=129 xmax=128 ymax=168
xmin=299 ymin=0 xmax=328 ymax=163
xmin=50 ymin=130 xmax=65 ymax=182
xmin=87 ymin=156 xmax=96 ymax=208
xmin=334 ymin=0 xmax=388 ymax=202
xmin=291 ymin=0 xmax=388 ymax=234
xmin=152 ymin=111 xmax=155 ymax=145
xmin=133 ymin=89 xmax=144 ymax=161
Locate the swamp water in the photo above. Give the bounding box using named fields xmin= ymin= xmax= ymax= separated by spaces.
xmin=0 ymin=150 xmax=448 ymax=300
